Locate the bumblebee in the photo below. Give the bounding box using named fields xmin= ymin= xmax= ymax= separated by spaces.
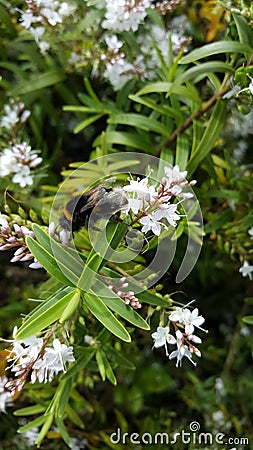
xmin=60 ymin=179 xmax=127 ymax=233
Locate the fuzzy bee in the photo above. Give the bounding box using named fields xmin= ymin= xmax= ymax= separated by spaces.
xmin=59 ymin=178 xmax=128 ymax=233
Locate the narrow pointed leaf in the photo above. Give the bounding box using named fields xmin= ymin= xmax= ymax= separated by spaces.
xmin=78 ymin=222 xmax=127 ymax=291
xmin=32 ymin=224 xmax=83 ymax=278
xmin=11 ymin=70 xmax=65 ymax=96
xmin=187 ymin=100 xmax=226 ymax=176
xmin=15 ymin=287 xmax=79 ymax=340
xmin=83 ymin=293 xmax=131 ymax=342
xmin=14 ymin=405 xmax=47 ymax=416
xmin=108 ymin=113 xmax=171 ymax=136
xmin=63 ymin=348 xmax=95 ymax=380
xmin=180 ymin=41 xmax=252 ymax=64
xmin=26 ymin=236 xmax=72 ymax=285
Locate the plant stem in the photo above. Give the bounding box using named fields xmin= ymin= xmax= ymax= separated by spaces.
xmin=161 ymin=82 xmax=232 ymax=149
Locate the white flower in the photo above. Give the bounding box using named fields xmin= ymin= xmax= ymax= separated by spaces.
xmin=40 ymin=8 xmax=62 ymax=26
xmin=104 ymin=57 xmax=134 ymax=90
xmin=7 ymin=332 xmax=43 ymax=369
xmin=140 ymin=213 xmax=163 ymax=235
xmin=0 ymin=148 xmax=15 ymax=176
xmin=164 ymin=165 xmax=188 ymax=185
xmin=239 ymin=260 xmax=253 ymax=280
xmin=182 ymin=308 xmax=206 ymax=335
xmin=248 ymin=227 xmax=253 ymax=239
xmin=169 ymin=330 xmax=196 ymax=367
xmin=58 ymin=2 xmax=76 ymax=17
xmin=102 ymin=0 xmax=151 ymax=32
xmin=154 ymin=203 xmax=181 ymax=227
xmin=0 ymin=214 xmax=9 ymax=231
xmin=123 ymin=178 xmax=154 ymax=199
xmin=20 ymin=12 xmax=37 ymax=29
xmin=0 ymin=376 xmax=13 ymax=413
xmin=0 ymin=105 xmax=19 ymax=129
xmin=38 ymin=40 xmax=50 ymax=53
xmin=105 ymin=34 xmax=123 ymax=50
xmin=32 ymin=338 xmax=75 ymax=383
xmin=12 ymin=165 xmax=33 ymax=188
xmin=151 ymin=326 xmax=176 ymax=356
xmin=29 ymin=26 xmax=45 ymax=43
xmin=169 ymin=307 xmax=206 ymax=335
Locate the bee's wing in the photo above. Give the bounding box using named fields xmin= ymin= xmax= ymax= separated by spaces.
xmin=93 ymin=190 xmax=128 ymax=216
xmin=79 ymin=187 xmax=107 ymax=213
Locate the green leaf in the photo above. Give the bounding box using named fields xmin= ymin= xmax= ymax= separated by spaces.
xmin=17 ymin=416 xmax=46 ymax=433
xmin=242 ymin=315 xmax=253 ymax=325
xmin=83 ymin=292 xmax=131 ymax=342
xmin=108 ymin=113 xmax=171 ymax=137
xmin=96 ymin=350 xmax=117 ymax=384
xmin=129 ymin=94 xmax=178 ymax=118
xmin=77 ymin=222 xmax=128 ymax=291
xmin=55 ymin=379 xmax=72 ymax=418
xmin=168 ymin=62 xmax=233 ymax=93
xmin=180 ymin=41 xmax=252 ymax=64
xmin=232 ymin=13 xmax=253 ymax=46
xmin=55 ymin=418 xmax=71 ymax=448
xmin=187 ymin=99 xmax=226 ymax=176
xmin=84 ymin=77 xmax=101 ymax=103
xmin=96 ymin=350 xmax=106 ymax=380
xmin=63 ymin=348 xmax=95 ymax=380
xmin=175 ymin=133 xmax=190 ymax=170
xmin=59 ymin=290 xmax=80 ymax=323
xmin=35 ymin=413 xmax=54 ymax=447
xmin=136 ymin=82 xmax=172 ymax=96
xmin=204 ymin=209 xmax=233 ymax=234
xmin=28 ymin=224 xmax=84 ymax=285
xmin=91 ymin=281 xmax=149 ymax=330
xmin=11 ymin=70 xmax=65 ymax=96
xmin=0 ymin=5 xmax=16 ymax=37
xmin=106 ymin=346 xmax=135 ymax=370
xmin=15 ymin=287 xmax=79 ymax=340
xmin=26 ymin=235 xmax=72 ymax=285
xmin=74 ymin=114 xmax=104 ymax=133
xmin=103 ymin=352 xmax=117 ymax=385
xmin=65 ymin=404 xmax=85 ymax=429
xmin=93 ymin=131 xmax=154 ymax=153
xmin=14 ymin=405 xmax=47 ymax=416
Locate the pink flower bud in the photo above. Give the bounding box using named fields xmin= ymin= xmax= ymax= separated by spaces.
xmin=14 ymin=247 xmax=24 ymax=256
xmin=13 ymin=224 xmax=21 ymax=234
xmin=20 ymin=226 xmax=34 ymax=237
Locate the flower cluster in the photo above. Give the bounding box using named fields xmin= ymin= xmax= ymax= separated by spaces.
xmin=108 ymin=277 xmax=142 ymax=309
xmin=152 ymin=305 xmax=207 ymax=367
xmin=0 ymin=376 xmax=13 ymax=413
xmin=0 ymin=99 xmax=30 ymax=131
xmin=101 ymin=35 xmax=146 ymax=90
xmin=20 ymin=0 xmax=76 ymax=52
xmin=102 ymin=0 xmax=151 ymax=32
xmin=0 ymin=142 xmax=42 ymax=188
xmin=101 ymin=15 xmax=189 ymax=90
xmin=5 ymin=330 xmax=75 ymax=395
xmin=122 ymin=165 xmax=196 ymax=236
xmin=151 ymin=0 xmax=181 ymax=15
xmin=0 ymin=213 xmax=41 ymax=269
